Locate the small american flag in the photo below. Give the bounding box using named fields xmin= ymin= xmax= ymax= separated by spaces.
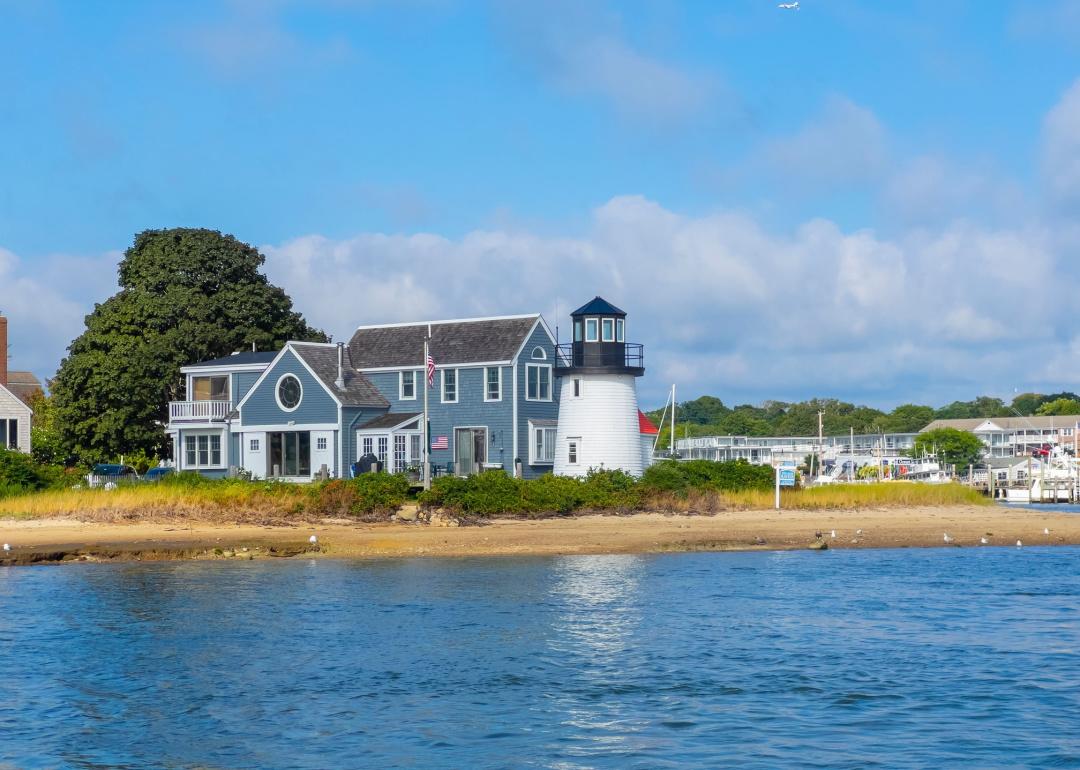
xmin=426 ymin=353 xmax=436 ymax=387
xmin=431 ymin=435 xmax=448 ymax=450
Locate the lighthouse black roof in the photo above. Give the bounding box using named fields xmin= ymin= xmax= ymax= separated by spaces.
xmin=570 ymin=296 xmax=626 ymax=317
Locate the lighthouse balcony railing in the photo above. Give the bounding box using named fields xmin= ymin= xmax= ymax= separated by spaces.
xmin=554 ymin=342 xmax=644 ymax=370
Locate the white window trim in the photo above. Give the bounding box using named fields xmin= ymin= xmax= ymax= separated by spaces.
xmin=441 ymin=368 xmax=459 ymax=404
xmin=585 ymin=318 xmax=599 ymax=342
xmin=484 ymin=366 xmax=502 ymax=402
xmin=531 ymin=346 xmax=547 ymax=360
xmin=602 ymin=318 xmax=615 ymax=342
xmin=525 ymin=363 xmax=553 ymax=402
xmin=568 ymin=437 xmax=581 ymax=465
xmin=183 ymin=432 xmax=225 ymax=469
xmin=316 ymin=436 xmax=328 ymax=451
xmin=189 ymin=373 xmax=232 ymax=403
xmin=529 ymin=422 xmax=557 ymax=465
xmin=399 ymin=370 xmax=418 ymax=401
xmin=249 ymin=438 xmax=260 ymax=452
xmin=616 ymin=318 xmax=625 ymax=342
xmin=573 ymin=378 xmax=582 ymax=398
xmin=274 ymin=373 xmax=303 ymax=413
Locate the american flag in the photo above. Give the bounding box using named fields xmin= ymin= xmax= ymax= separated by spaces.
xmin=431 ymin=435 xmax=448 ymax=450
xmin=426 ymin=353 xmax=436 ymax=387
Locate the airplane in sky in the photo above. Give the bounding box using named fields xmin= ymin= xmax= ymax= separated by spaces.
xmin=778 ymin=1 xmax=800 ymax=9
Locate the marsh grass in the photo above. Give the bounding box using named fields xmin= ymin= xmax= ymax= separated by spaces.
xmin=712 ymin=482 xmax=989 ymax=511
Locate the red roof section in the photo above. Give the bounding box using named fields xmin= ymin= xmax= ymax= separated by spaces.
xmin=638 ymin=410 xmax=659 ymax=434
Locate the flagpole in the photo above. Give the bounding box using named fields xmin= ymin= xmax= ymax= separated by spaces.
xmin=423 ymin=333 xmax=431 ymax=491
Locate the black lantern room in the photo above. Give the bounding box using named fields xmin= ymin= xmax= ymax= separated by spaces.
xmin=555 ymin=296 xmax=644 ymax=376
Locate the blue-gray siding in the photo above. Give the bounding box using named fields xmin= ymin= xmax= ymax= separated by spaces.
xmin=341 ymin=406 xmax=390 ymax=475
xmin=239 ymin=349 xmax=339 ymax=427
xmin=365 ymin=366 xmax=515 ymax=473
xmin=233 ymin=371 xmax=262 ymax=403
xmin=516 ymin=323 xmax=560 ymax=478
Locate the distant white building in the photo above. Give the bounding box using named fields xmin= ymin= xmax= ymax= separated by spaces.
xmin=920 ymin=416 xmax=1080 ymax=458
xmin=0 ymin=316 xmax=32 ymax=454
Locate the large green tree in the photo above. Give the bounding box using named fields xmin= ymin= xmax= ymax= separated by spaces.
xmin=1035 ymin=397 xmax=1080 ymax=416
xmin=913 ymin=427 xmax=986 ymax=468
xmin=51 ymin=228 xmax=327 ymax=461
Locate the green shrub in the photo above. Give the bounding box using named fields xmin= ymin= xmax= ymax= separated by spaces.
xmin=640 ymin=459 xmax=774 ymax=496
xmin=308 ymin=474 xmax=409 ymax=517
xmin=0 ymin=448 xmax=69 ymax=497
xmin=580 ymin=468 xmax=642 ymax=509
xmin=520 ymin=473 xmax=587 ymax=513
xmin=419 ymin=470 xmax=524 ymax=516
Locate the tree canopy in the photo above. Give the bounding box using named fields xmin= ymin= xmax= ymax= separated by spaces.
xmin=51 ymin=228 xmax=327 ymax=461
xmin=913 ymin=428 xmax=986 ymax=468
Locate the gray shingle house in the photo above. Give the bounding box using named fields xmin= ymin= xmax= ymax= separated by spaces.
xmin=165 ymin=314 xmax=559 ymax=480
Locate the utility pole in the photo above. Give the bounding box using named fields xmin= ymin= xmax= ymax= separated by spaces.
xmin=817 ymin=410 xmax=824 ymax=482
xmin=422 ymin=330 xmax=431 ymax=490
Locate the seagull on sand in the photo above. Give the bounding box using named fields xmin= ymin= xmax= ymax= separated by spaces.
xmin=1043 ymin=527 xmax=1050 ymax=535
xmin=831 ymin=529 xmax=837 ymax=538
xmin=943 ymin=533 xmax=953 ymax=544
xmin=1016 ymin=539 xmax=1023 ymax=547
xmin=980 ymin=537 xmax=988 ymax=545
xmin=856 ymin=529 xmax=863 ymax=536
xmin=2 ymin=543 xmax=9 ymax=552
xmin=309 ymin=535 xmax=318 ymax=544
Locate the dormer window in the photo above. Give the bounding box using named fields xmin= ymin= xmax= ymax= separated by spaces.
xmin=602 ymin=318 xmax=614 ymax=342
xmin=585 ymin=318 xmax=599 ymax=342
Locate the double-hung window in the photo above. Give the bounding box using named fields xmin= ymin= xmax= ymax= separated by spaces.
xmin=485 ymin=367 xmax=501 ymax=401
xmin=531 ymin=425 xmax=557 ymax=464
xmin=400 ymin=371 xmax=416 ymax=400
xmin=442 ymin=369 xmax=458 ymax=403
xmin=568 ymin=438 xmax=580 ymax=465
xmin=526 ymin=364 xmax=551 ymax=401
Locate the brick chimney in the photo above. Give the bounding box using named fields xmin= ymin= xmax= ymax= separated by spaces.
xmin=0 ymin=315 xmax=7 ymax=388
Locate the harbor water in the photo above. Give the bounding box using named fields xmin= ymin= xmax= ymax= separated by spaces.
xmin=1 ymin=548 xmax=1078 ymax=768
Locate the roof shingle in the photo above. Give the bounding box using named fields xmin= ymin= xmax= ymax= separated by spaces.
xmin=291 ymin=343 xmax=389 ymax=407
xmin=347 ymin=316 xmax=542 ymax=369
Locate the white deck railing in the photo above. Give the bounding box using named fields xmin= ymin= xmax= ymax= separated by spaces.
xmin=169 ymin=400 xmax=232 ymax=422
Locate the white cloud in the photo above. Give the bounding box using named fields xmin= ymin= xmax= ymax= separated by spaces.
xmin=1042 ymin=77 xmax=1080 ymax=208
xmin=0 ymin=247 xmax=119 ymax=383
xmin=260 ymin=195 xmax=1073 ymax=406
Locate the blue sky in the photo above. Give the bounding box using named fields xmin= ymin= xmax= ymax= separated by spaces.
xmin=4 ymin=0 xmax=1080 ymax=408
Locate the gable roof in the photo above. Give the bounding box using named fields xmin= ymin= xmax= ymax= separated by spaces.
xmin=638 ymin=410 xmax=659 ymax=435
xmin=290 ymin=343 xmax=389 ymax=408
xmin=921 ymin=415 xmax=1080 ymax=432
xmin=0 ymin=383 xmax=32 ymax=415
xmin=348 ymin=315 xmax=544 ymax=369
xmin=5 ymin=371 xmax=42 ymax=405
xmin=571 ymin=296 xmax=625 ymax=316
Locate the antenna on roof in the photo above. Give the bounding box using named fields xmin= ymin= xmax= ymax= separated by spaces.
xmin=252 ymin=341 xmax=256 ymax=353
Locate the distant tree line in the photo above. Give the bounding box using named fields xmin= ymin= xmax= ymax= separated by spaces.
xmin=647 ymin=392 xmax=1080 ymax=445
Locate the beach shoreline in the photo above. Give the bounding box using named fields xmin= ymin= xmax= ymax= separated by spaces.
xmin=1 ymin=504 xmax=1077 ymax=566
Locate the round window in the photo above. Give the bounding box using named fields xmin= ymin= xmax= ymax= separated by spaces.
xmin=277 ymin=375 xmax=302 ymax=411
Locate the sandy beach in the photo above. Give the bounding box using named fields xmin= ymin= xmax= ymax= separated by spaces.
xmin=1 ymin=504 xmax=1077 ymax=565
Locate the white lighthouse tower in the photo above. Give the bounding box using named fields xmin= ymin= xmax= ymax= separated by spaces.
xmin=554 ymin=297 xmax=646 ymax=477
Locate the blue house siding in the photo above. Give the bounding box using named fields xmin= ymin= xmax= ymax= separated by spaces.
xmin=365 ymin=367 xmax=516 ymax=473
xmin=516 ymin=323 xmax=559 ymax=478
xmin=239 ymin=349 xmax=339 ymax=427
xmin=341 ymin=405 xmax=390 ymax=475
xmin=233 ymin=371 xmax=261 ymax=404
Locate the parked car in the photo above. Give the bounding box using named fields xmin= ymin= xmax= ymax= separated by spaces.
xmin=86 ymin=464 xmax=140 ymax=488
xmin=142 ymin=467 xmax=175 ymax=482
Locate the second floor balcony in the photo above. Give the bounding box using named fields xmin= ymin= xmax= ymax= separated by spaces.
xmin=169 ymin=400 xmax=232 ymax=423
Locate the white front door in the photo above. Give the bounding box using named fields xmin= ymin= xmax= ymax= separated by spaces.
xmin=312 ymin=430 xmax=334 ymax=476
xmin=244 ymin=432 xmax=267 ymax=479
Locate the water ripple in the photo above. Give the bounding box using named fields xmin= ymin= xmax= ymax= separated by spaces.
xmin=0 ymin=548 xmax=1078 ymax=768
